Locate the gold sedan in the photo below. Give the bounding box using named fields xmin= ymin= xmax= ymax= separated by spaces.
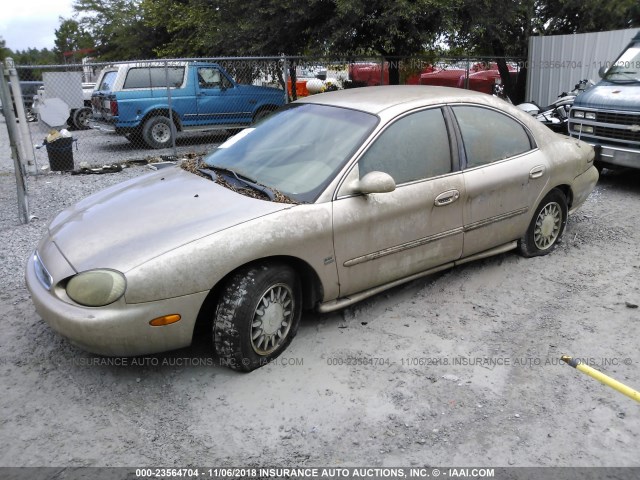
xmin=26 ymin=86 xmax=598 ymax=371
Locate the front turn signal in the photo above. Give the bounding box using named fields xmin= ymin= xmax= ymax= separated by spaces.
xmin=149 ymin=314 xmax=181 ymax=326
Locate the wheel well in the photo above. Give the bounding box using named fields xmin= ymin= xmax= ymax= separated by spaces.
xmin=554 ymin=184 xmax=573 ymax=209
xmin=192 ymin=256 xmax=324 ymax=341
xmin=143 ymin=109 xmax=182 ymax=132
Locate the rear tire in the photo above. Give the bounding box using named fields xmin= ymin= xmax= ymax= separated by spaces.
xmin=518 ymin=189 xmax=567 ymax=257
xmin=142 ymin=116 xmax=174 ymax=149
xmin=72 ymin=107 xmax=92 ymax=130
xmin=213 ymin=263 xmax=301 ymax=372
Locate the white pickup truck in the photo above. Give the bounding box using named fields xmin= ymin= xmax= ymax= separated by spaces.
xmin=33 ymin=73 xmax=96 ymax=130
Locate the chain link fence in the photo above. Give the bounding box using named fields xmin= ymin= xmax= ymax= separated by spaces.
xmin=4 ymin=55 xmax=525 ymax=174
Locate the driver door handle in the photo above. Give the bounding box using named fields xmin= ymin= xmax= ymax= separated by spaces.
xmin=434 ymin=189 xmax=460 ymax=206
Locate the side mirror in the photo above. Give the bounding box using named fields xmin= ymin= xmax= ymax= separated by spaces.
xmin=352 ymin=171 xmax=396 ymax=194
xmin=598 ymin=66 xmax=608 ymax=79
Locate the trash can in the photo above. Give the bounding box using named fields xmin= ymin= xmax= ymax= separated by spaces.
xmin=44 ymin=137 xmax=75 ymax=171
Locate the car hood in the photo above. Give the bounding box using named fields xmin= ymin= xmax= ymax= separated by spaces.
xmin=573 ymin=82 xmax=640 ymax=112
xmin=48 ymin=167 xmax=293 ymax=273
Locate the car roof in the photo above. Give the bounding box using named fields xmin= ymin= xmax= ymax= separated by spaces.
xmin=297 ymin=85 xmax=488 ymax=114
xmin=296 ymin=84 xmax=560 ymax=145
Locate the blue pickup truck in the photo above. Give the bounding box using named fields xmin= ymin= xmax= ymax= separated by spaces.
xmin=90 ymin=61 xmax=286 ymax=148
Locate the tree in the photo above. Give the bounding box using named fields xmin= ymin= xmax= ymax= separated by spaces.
xmin=141 ymin=0 xmax=337 ymax=98
xmin=450 ymin=0 xmax=640 ymax=102
xmin=538 ymin=0 xmax=640 ymax=35
xmin=140 ymin=0 xmax=219 ymax=57
xmin=54 ymin=18 xmax=95 ymax=62
xmin=6 ymin=48 xmax=58 ymax=80
xmin=0 ymin=37 xmax=12 ymax=62
xmin=73 ymin=0 xmax=170 ymax=60
xmin=315 ymin=0 xmax=451 ymax=84
xmin=208 ymin=0 xmax=338 ymax=97
xmin=71 ymin=0 xmax=640 ymax=86
xmin=141 ymin=0 xmax=335 ymax=57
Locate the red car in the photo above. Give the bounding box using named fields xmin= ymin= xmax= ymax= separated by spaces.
xmin=349 ymin=63 xmax=435 ymax=86
xmin=421 ymin=62 xmax=517 ymax=93
xmin=456 ymin=67 xmax=518 ymax=94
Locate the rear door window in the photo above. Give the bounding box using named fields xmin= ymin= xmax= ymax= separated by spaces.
xmin=452 ymin=106 xmax=534 ymax=168
xmin=123 ymin=67 xmax=185 ymax=89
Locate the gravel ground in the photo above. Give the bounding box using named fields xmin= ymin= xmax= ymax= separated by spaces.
xmin=1 ymin=113 xmax=639 ymax=470
xmin=24 ymin=118 xmax=227 ymax=173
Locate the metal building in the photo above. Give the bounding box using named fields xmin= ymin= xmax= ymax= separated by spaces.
xmin=526 ymin=27 xmax=640 ymax=106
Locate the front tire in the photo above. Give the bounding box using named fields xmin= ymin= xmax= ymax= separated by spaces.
xmin=518 ymin=189 xmax=567 ymax=257
xmin=214 ymin=263 xmax=302 ymax=372
xmin=142 ymin=116 xmax=174 ymax=149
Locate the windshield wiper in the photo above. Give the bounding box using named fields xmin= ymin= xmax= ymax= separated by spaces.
xmin=208 ymin=165 xmax=277 ymax=201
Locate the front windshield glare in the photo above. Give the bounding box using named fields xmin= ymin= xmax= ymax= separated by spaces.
xmin=605 ymin=46 xmax=640 ymax=82
xmin=204 ymin=103 xmax=379 ymax=203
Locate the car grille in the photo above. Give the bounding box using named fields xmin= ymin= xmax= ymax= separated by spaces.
xmin=571 ymin=109 xmax=640 ymax=146
xmin=596 ymin=111 xmax=640 ymax=126
xmin=593 ymin=125 xmax=640 ymax=143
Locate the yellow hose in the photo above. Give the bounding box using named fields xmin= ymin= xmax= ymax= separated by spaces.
xmin=561 ymin=355 xmax=640 ymax=403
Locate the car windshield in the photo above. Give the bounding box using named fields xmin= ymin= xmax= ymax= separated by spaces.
xmin=203 ymin=103 xmax=379 ymax=203
xmin=604 ymin=45 xmax=640 ymax=83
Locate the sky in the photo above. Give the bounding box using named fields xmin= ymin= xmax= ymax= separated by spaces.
xmin=1 ymin=0 xmax=75 ymax=52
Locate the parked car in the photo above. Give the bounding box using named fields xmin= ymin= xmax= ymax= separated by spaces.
xmin=20 ymin=81 xmax=43 ymax=120
xmin=32 ymin=81 xmax=95 ymax=130
xmin=568 ymin=31 xmax=640 ymax=171
xmin=70 ymin=82 xmax=96 ymax=130
xmin=348 ymin=62 xmax=434 ymax=86
xmin=419 ymin=64 xmax=476 ymax=87
xmin=1 ymin=81 xmax=42 ymax=121
xmin=26 ymin=86 xmax=598 ymax=371
xmin=90 ymin=61 xmax=286 ymax=148
xmin=421 ymin=62 xmax=517 ymax=93
xmin=458 ymin=68 xmax=518 ymax=95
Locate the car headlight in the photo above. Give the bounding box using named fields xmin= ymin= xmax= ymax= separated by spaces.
xmin=573 ymin=110 xmax=585 ymax=118
xmin=66 ymin=269 xmax=126 ymax=307
xmin=585 ymin=112 xmax=596 ymax=120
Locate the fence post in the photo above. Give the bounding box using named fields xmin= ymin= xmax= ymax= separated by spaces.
xmin=380 ymin=56 xmax=384 ymax=85
xmin=282 ymin=55 xmax=289 ymax=103
xmin=164 ymin=60 xmax=177 ymax=156
xmin=464 ymin=55 xmax=470 ymax=90
xmin=0 ymin=62 xmax=31 ymax=224
xmin=5 ymin=58 xmax=37 ymax=175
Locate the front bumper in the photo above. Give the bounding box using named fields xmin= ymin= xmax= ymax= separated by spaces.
xmin=26 ymin=249 xmax=207 ymax=357
xmin=594 ymin=144 xmax=640 ymax=169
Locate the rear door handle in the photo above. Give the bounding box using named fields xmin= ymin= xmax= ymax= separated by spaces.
xmin=434 ymin=189 xmax=460 ymax=206
xmin=529 ymin=165 xmax=546 ymax=179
